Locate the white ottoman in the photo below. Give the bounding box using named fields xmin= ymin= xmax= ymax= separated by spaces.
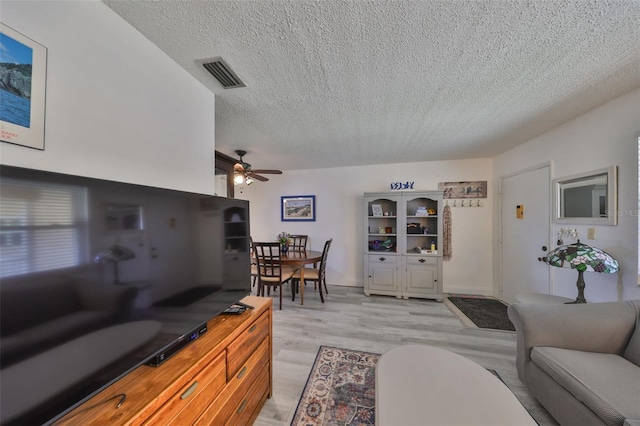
xmin=376 ymin=345 xmax=536 ymax=425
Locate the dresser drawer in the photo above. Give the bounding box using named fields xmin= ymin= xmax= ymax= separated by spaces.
xmin=225 ymin=363 xmax=270 ymax=426
xmin=367 ymin=254 xmax=397 ymax=264
xmin=405 ymin=256 xmax=437 ymax=266
xmin=196 ymin=337 xmax=269 ymax=425
xmin=144 ymin=350 xmax=226 ymax=425
xmin=226 ymin=311 xmax=269 ymax=380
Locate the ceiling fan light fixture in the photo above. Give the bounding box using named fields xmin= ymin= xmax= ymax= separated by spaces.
xmin=232 ymin=149 xmax=282 ymax=184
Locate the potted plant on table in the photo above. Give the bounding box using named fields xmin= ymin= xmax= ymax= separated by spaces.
xmin=277 ymin=231 xmax=291 ymax=254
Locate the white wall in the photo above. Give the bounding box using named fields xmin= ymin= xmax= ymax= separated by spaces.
xmin=494 ymin=88 xmax=640 ymax=302
xmin=0 ymin=1 xmax=216 ymax=194
xmin=237 ymin=158 xmax=495 ymax=295
xmin=2 ymin=1 xmax=636 ymax=302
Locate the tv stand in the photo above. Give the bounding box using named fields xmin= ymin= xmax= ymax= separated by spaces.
xmin=55 ymin=296 xmax=272 ymax=425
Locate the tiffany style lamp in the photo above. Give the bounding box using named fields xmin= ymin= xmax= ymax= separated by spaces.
xmin=544 ymin=240 xmax=619 ymax=303
xmin=94 ymin=245 xmax=136 ymax=284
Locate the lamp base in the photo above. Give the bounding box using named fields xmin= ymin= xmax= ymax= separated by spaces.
xmin=566 ymin=270 xmax=587 ymax=304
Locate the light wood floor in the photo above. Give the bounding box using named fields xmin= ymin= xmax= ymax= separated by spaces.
xmin=254 ymin=285 xmax=558 ymax=426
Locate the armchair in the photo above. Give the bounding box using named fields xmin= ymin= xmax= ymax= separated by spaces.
xmin=507 ymin=300 xmax=640 ymax=426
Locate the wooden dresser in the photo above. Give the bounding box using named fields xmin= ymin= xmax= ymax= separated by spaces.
xmin=55 ymin=296 xmax=272 ymax=425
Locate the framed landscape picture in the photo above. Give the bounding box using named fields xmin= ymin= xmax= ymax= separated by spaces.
xmin=0 ymin=23 xmax=47 ymax=150
xmin=281 ymin=195 xmax=316 ymax=222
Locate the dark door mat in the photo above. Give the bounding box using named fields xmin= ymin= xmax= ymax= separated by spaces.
xmin=447 ymin=296 xmax=515 ymax=331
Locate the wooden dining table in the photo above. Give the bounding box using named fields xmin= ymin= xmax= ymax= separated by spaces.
xmin=279 ymin=250 xmax=323 ymax=305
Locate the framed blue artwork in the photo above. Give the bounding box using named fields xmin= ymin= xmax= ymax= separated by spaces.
xmin=281 ymin=195 xmax=316 ymax=222
xmin=0 ymin=23 xmax=47 ymax=150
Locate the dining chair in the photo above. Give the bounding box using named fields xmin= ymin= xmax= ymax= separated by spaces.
xmin=250 ymin=237 xmax=258 ymax=289
xmin=289 ymin=235 xmax=308 ymax=252
xmin=253 ymin=241 xmax=297 ymax=310
xmin=292 ymin=238 xmax=332 ymax=303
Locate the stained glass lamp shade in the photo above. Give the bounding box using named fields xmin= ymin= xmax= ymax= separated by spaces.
xmin=545 ymin=241 xmax=619 ymax=303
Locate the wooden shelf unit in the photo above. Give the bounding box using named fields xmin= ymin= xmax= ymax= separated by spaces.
xmin=55 ymin=296 xmax=272 ymax=426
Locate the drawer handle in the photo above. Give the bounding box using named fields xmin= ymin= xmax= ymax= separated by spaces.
xmin=237 ymin=399 xmax=248 ymax=414
xmin=180 ymin=381 xmax=198 ymax=399
xmin=248 ymin=324 xmax=257 ymax=333
xmin=237 ymin=366 xmax=248 ymax=379
xmin=379 ymin=257 xmax=385 ymax=261
xmin=419 ymin=258 xmax=426 ymax=263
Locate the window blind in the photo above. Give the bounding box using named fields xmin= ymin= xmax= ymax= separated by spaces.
xmin=0 ymin=178 xmax=88 ymax=278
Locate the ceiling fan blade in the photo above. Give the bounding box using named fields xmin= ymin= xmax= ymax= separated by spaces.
xmin=246 ymin=172 xmax=269 ymax=182
xmin=234 ymin=163 xmax=246 ymax=172
xmin=250 ymin=169 xmax=282 ymax=175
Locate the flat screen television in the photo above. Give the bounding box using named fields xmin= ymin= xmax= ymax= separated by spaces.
xmin=0 ymin=165 xmax=251 ymax=425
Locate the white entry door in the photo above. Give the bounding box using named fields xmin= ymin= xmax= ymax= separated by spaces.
xmin=500 ymin=166 xmax=551 ymax=303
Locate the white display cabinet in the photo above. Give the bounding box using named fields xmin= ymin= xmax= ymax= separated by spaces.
xmin=363 ymin=191 xmax=443 ymax=301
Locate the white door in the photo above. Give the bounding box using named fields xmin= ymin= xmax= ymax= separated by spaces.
xmin=500 ymin=166 xmax=551 ymax=303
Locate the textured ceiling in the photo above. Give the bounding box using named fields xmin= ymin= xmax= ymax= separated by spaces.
xmin=103 ymin=0 xmax=640 ymax=171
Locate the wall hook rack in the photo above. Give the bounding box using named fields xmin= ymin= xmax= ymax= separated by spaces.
xmin=449 ymin=199 xmax=483 ymax=207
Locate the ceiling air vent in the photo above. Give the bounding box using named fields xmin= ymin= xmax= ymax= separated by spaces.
xmin=201 ymin=57 xmax=245 ymax=89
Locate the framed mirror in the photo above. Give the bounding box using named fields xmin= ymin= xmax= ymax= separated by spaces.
xmin=106 ymin=205 xmax=143 ymax=231
xmin=553 ymin=166 xmax=617 ymax=225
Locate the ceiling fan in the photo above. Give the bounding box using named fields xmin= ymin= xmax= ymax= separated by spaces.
xmin=233 ymin=149 xmax=282 ymax=184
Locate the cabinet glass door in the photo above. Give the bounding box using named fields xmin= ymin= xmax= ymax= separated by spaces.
xmin=366 ymin=197 xmax=397 ymax=253
xmin=404 ymin=196 xmax=438 ymax=255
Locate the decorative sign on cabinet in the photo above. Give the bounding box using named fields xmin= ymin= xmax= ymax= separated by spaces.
xmin=364 ymin=191 xmax=444 ymax=301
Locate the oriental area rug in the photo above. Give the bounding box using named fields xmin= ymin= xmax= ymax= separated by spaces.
xmin=446 ymin=295 xmax=516 ymax=331
xmin=290 ymin=346 xmax=379 ymax=426
xmin=290 ymin=346 xmax=526 ymax=426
